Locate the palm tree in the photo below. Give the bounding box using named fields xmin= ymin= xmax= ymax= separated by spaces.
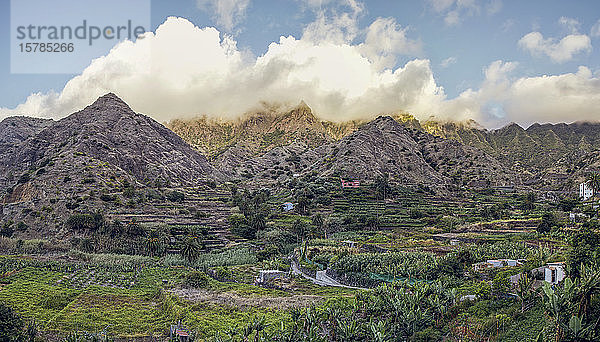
xmin=311 ymin=214 xmax=324 ymax=238
xmin=522 ymin=192 xmax=536 ymax=212
xmin=574 ymin=263 xmax=600 ymax=318
xmin=180 ymin=236 xmax=202 ymax=263
xmin=145 ymin=230 xmax=163 ymax=257
xmin=373 ymin=174 xmax=390 ymax=200
xmin=586 ymin=172 xmax=600 ymax=198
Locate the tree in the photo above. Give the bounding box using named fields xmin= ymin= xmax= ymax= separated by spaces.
xmin=516 ymin=273 xmax=535 ymax=313
xmin=180 ymin=236 xmax=202 ymax=263
xmin=537 ymin=212 xmax=557 ymax=233
xmin=297 ymin=196 xmax=310 ymax=215
xmin=567 ymin=226 xmax=600 ymax=278
xmin=573 ymin=264 xmax=600 ymax=318
xmin=373 ymin=174 xmax=391 ymax=200
xmin=145 ymin=229 xmax=165 ymax=257
xmin=541 ymin=279 xmax=577 ymax=342
xmin=249 ymin=213 xmax=266 ymax=232
xmin=559 ymin=196 xmax=580 ymax=212
xmin=492 ymin=272 xmax=510 ymax=297
xmin=586 ymin=172 xmax=600 ymax=198
xmin=311 ymin=214 xmax=324 ymax=238
xmin=292 ymin=219 xmax=308 ymax=242
xmin=0 ymin=222 xmax=14 ymax=238
xmin=229 ymin=214 xmax=253 ymax=239
xmin=521 ymin=192 xmax=536 ymax=212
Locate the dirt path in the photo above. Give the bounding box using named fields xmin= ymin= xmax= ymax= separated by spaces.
xmin=291 ymin=260 xmax=368 ymax=290
xmin=169 ymin=288 xmax=324 ymax=310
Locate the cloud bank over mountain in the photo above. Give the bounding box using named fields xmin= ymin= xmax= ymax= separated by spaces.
xmin=1 ymin=14 xmax=599 ymax=128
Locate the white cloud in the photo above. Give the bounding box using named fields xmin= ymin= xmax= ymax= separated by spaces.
xmin=592 ymin=19 xmax=600 ymax=38
xmin=197 ymin=0 xmax=250 ymax=32
xmin=2 ymin=17 xmax=599 ymax=129
xmin=558 ymin=16 xmax=580 ymax=34
xmin=429 ymin=0 xmax=498 ymax=26
xmin=486 ymin=0 xmax=502 ymax=15
xmin=300 ymin=0 xmax=364 ymax=44
xmin=440 ymin=57 xmax=457 ymax=68
xmin=359 ymin=18 xmax=422 ymax=70
xmin=0 ymin=17 xmax=454 ymax=123
xmin=518 ymin=31 xmax=591 ymax=63
xmin=449 ymin=61 xmax=600 ymax=127
xmin=503 ymin=66 xmax=600 ymax=126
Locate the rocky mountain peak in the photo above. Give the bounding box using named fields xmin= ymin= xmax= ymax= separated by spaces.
xmin=74 ymin=93 xmax=136 ymax=123
xmin=283 ymin=101 xmax=318 ymax=125
xmin=91 ymin=92 xmax=130 ymax=109
xmin=368 ymin=116 xmax=403 ymax=131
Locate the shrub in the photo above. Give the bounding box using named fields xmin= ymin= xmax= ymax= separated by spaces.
xmin=123 ymin=186 xmax=136 ymax=198
xmin=100 ymin=193 xmax=116 ymax=202
xmin=184 ymin=271 xmax=209 ymax=288
xmin=0 ymin=302 xmax=25 ymax=342
xmin=0 ymin=222 xmax=14 ymax=238
xmin=65 ymin=213 xmax=104 ymax=231
xmin=166 ymin=190 xmax=185 ymax=203
xmin=257 ymin=245 xmax=280 ymax=261
xmin=17 ymin=173 xmax=30 ymax=184
xmin=41 ymin=292 xmax=73 ymax=310
xmin=229 ymin=214 xmax=256 ymax=239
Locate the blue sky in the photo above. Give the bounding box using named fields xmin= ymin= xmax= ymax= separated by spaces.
xmin=1 ymin=0 xmax=600 ymax=127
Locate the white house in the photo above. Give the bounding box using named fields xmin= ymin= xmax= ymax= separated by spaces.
xmin=282 ymin=202 xmax=294 ymax=211
xmin=580 ymin=181 xmax=594 ymax=201
xmin=544 ymin=262 xmax=566 ymax=284
xmin=341 ymin=240 xmax=356 ymax=248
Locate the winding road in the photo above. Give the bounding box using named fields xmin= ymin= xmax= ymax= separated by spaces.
xmin=291 ymin=260 xmax=368 ymax=290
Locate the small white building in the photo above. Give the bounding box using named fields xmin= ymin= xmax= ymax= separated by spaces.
xmin=341 ymin=240 xmax=356 ymax=248
xmin=282 ymin=202 xmax=294 ymax=211
xmin=473 ymin=259 xmax=525 ymax=271
xmin=580 ymin=181 xmax=594 ymax=201
xmin=544 ymin=262 xmax=566 ymax=284
xmin=256 ymin=270 xmax=286 ymax=284
xmin=509 ymin=273 xmax=523 ymax=286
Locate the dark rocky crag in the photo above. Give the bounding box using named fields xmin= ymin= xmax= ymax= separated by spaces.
xmin=0 ymin=93 xmax=222 ymax=237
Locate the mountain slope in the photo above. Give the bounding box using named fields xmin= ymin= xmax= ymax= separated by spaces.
xmin=167 ymin=101 xmax=332 ymax=160
xmin=0 ymin=94 xmax=222 ymax=236
xmin=1 ymin=93 xmax=221 ymax=190
xmin=313 ymin=116 xmax=516 ymax=189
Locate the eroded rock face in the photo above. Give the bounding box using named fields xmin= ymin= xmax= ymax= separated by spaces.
xmin=0 ymin=93 xmax=224 ymax=236
xmin=0 ymin=93 xmax=223 ymax=190
xmin=214 ymin=115 xmax=516 ymax=191
xmin=309 ymin=116 xmax=517 ymax=190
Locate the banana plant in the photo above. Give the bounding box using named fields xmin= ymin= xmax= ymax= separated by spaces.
xmin=369 ymin=320 xmax=390 ymax=342
xmin=516 ymin=273 xmax=535 ymax=313
xmin=541 ymin=279 xmax=577 ymax=342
